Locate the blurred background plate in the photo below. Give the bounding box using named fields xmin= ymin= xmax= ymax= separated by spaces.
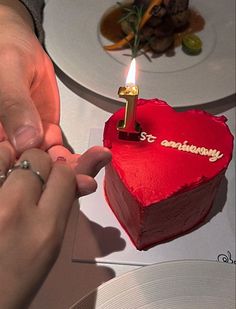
xmin=44 ymin=0 xmax=235 ymax=107
xmin=70 ymin=260 xmax=236 ymax=309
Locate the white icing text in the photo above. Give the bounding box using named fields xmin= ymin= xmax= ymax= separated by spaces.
xmin=140 ymin=131 xmax=157 ymax=143
xmin=160 ymin=140 xmax=224 ymax=162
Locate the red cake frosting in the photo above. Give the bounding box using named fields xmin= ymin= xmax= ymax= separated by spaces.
xmin=103 ymin=99 xmax=234 ymax=250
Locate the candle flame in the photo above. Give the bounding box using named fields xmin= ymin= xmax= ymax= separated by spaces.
xmin=126 ymin=58 xmax=136 ymax=86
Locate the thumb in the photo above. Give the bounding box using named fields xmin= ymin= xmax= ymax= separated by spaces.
xmin=0 ymin=46 xmax=43 ymax=155
xmin=0 ymin=94 xmax=43 ymax=154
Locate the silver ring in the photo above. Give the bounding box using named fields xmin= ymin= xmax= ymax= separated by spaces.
xmin=7 ymin=160 xmax=45 ymax=187
xmin=0 ymin=173 xmax=6 ymax=185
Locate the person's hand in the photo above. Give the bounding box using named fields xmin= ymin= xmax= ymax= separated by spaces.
xmin=0 ymin=142 xmax=111 ymax=308
xmin=0 ymin=145 xmax=77 ymax=308
xmin=0 ymin=0 xmax=61 ymax=154
xmin=0 ymin=0 xmax=112 ymax=189
xmin=0 ymin=2 xmax=112 ymax=307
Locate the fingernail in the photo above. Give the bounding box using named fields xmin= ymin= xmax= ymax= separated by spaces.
xmin=56 ymin=156 xmax=67 ymax=162
xmin=13 ymin=125 xmax=41 ymax=151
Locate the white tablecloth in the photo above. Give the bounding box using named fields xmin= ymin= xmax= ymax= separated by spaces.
xmin=29 ymin=72 xmax=235 ymax=308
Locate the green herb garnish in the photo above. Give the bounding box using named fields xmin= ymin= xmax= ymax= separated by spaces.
xmin=117 ymin=2 xmax=145 ymax=58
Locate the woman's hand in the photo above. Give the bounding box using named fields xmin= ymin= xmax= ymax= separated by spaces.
xmin=0 ymin=145 xmax=77 ymax=308
xmin=0 ymin=2 xmax=112 ymax=307
xmin=0 ymin=141 xmax=110 ymax=308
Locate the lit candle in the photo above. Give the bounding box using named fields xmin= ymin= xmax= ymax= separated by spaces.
xmin=117 ymin=58 xmax=141 ymax=139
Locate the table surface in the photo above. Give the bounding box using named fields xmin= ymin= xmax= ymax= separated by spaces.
xmin=29 ymin=71 xmax=235 ymax=308
xmin=30 ymin=7 xmax=235 ymax=309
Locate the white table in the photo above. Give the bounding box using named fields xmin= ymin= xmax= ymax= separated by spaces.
xmin=30 ymin=5 xmax=235 ymax=309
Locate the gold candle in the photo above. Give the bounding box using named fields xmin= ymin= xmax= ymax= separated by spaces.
xmin=118 ymin=59 xmax=141 ymax=139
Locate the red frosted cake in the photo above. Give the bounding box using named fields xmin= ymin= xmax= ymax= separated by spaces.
xmin=103 ymin=99 xmax=234 ymax=250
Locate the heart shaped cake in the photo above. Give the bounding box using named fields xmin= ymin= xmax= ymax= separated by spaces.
xmin=103 ymin=99 xmax=234 ymax=250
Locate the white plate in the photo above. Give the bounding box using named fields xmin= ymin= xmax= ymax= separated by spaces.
xmin=44 ymin=0 xmax=235 ymax=107
xmin=70 ymin=260 xmax=236 ymax=309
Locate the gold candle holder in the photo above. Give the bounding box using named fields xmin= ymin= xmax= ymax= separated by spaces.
xmin=117 ymin=59 xmax=141 ymax=140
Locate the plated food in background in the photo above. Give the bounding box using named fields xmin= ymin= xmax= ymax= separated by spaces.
xmin=100 ymin=0 xmax=203 ymax=58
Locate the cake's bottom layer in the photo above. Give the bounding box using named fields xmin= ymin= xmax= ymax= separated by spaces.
xmin=104 ymin=165 xmax=225 ymax=250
